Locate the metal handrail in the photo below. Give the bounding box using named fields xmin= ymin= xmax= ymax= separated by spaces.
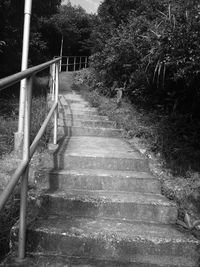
xmin=0 ymin=58 xmax=59 ymax=91
xmin=55 ymin=55 xmax=88 ymax=58
xmin=0 ymin=57 xmax=61 ymax=260
xmin=59 ymin=55 xmax=89 ymax=72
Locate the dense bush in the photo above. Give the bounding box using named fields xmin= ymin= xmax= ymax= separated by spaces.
xmin=84 ymin=0 xmax=200 ymax=177
xmin=90 ymin=1 xmax=200 ymax=116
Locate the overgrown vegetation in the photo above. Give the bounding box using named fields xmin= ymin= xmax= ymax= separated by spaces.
xmin=0 ymin=77 xmax=51 ymax=158
xmin=0 ymin=195 xmax=19 ymax=261
xmin=86 ymin=0 xmax=200 ymax=177
xmin=90 ymin=1 xmax=200 ymax=113
xmin=0 ymin=76 xmax=51 ymax=261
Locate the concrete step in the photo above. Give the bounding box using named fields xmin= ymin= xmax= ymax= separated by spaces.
xmin=63 ymin=113 xmax=110 ymax=121
xmin=11 ymin=215 xmax=199 ymax=267
xmin=45 ymin=169 xmax=161 ymax=193
xmin=42 ymin=190 xmax=177 ymax=224
xmin=59 ymin=93 xmax=84 ymax=100
xmin=59 ymin=96 xmax=88 ymax=105
xmin=57 ymin=125 xmax=122 ymax=138
xmin=59 ymin=93 xmax=82 ymax=97
xmin=59 ymin=95 xmax=88 ymax=104
xmin=58 ymin=136 xmax=149 ymax=172
xmin=61 ymin=151 xmax=149 ymax=172
xmin=58 ymin=119 xmax=116 ymax=128
xmin=59 ymin=108 xmax=98 ymax=116
xmin=3 ymin=252 xmax=198 ymax=267
xmin=60 ymin=103 xmax=90 ymax=109
xmin=59 ymin=104 xmax=97 ymax=112
xmin=62 ymin=154 xmax=149 ymax=172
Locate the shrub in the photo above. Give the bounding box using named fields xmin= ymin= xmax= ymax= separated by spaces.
xmin=90 ymin=2 xmax=200 ymax=116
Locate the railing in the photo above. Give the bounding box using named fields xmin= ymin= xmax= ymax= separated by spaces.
xmin=60 ymin=56 xmax=89 ymax=72
xmin=0 ymin=57 xmax=61 ymax=260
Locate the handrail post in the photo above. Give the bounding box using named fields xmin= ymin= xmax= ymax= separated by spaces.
xmin=79 ymin=57 xmax=81 ymax=70
xmin=16 ymin=0 xmax=33 ymax=152
xmin=52 ymin=63 xmax=56 ymax=101
xmin=49 ymin=65 xmax=53 ymax=96
xmin=49 ymin=65 xmax=52 ymax=95
xmin=74 ymin=56 xmax=76 ymax=71
xmin=53 ymin=63 xmax=59 ymax=145
xmin=59 ymin=36 xmax=63 ymax=72
xmin=85 ymin=57 xmax=88 ymax=68
xmin=66 ymin=57 xmax=69 ymax=72
xmin=18 ymin=75 xmax=33 ymax=260
xmin=59 ymin=58 xmax=62 ymax=73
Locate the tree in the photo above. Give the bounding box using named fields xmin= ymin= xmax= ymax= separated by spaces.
xmin=90 ymin=0 xmax=200 ymax=116
xmin=49 ymin=2 xmax=93 ymax=56
xmin=0 ymin=0 xmax=62 ymax=78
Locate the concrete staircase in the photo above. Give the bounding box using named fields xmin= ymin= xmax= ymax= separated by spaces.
xmin=5 ymin=74 xmax=200 ymax=266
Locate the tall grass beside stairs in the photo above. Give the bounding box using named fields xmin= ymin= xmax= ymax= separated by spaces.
xmin=0 ymin=76 xmax=51 ymax=261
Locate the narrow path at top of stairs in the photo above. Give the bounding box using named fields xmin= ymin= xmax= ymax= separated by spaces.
xmin=4 ymin=73 xmax=200 ymax=267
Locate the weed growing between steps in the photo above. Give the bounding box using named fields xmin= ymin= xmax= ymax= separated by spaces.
xmin=73 ymin=69 xmax=200 ymax=236
xmin=0 ymin=195 xmax=20 ymax=261
xmin=0 ymin=76 xmax=51 ymax=261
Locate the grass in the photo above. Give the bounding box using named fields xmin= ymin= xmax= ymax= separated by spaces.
xmin=0 ymin=76 xmax=51 ymax=159
xmin=0 ymin=75 xmax=51 ymax=261
xmin=0 ymin=195 xmax=20 ymax=261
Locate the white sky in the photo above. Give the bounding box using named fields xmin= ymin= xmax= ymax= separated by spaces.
xmin=62 ymin=0 xmax=102 ymax=14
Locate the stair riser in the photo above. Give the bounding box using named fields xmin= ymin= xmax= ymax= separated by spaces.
xmin=59 ymin=100 xmax=88 ymax=105
xmin=1 ymin=255 xmax=196 ymax=267
xmin=59 ymin=102 xmax=90 ymax=108
xmin=48 ymin=173 xmax=161 ymax=193
xmin=59 ymin=94 xmax=82 ymax=98
xmin=45 ymin=196 xmax=177 ymax=224
xmin=58 ymin=119 xmax=115 ymax=128
xmin=64 ymin=114 xmax=109 ymax=121
xmin=59 ymin=109 xmax=98 ymax=116
xmin=59 ymin=105 xmax=97 ymax=111
xmin=57 ymin=126 xmax=122 ymax=138
xmin=61 ymin=156 xmax=149 ymax=172
xmin=59 ymin=98 xmax=88 ymax=104
xmin=19 ymin=230 xmax=198 ymax=263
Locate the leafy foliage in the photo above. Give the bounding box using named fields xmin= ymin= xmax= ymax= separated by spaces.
xmin=0 ymin=0 xmax=62 ymax=78
xmin=90 ymin=0 xmax=200 ymax=116
xmin=49 ymin=2 xmax=94 ymax=56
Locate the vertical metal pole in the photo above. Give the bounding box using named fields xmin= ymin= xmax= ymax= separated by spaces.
xmin=59 ymin=35 xmax=63 ymax=72
xmin=18 ymin=76 xmax=33 ymax=260
xmin=53 ymin=63 xmax=59 ymax=145
xmin=73 ymin=56 xmax=76 ymax=71
xmin=17 ymin=0 xmax=33 ymax=150
xmin=49 ymin=65 xmax=52 ymax=95
xmin=52 ymin=63 xmax=55 ymax=101
xmin=85 ymin=57 xmax=88 ymax=68
xmin=66 ymin=57 xmax=69 ymax=72
xmin=79 ymin=57 xmax=81 ymax=70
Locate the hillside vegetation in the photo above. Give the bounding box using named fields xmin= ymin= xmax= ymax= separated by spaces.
xmin=86 ymin=0 xmax=200 ymax=177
